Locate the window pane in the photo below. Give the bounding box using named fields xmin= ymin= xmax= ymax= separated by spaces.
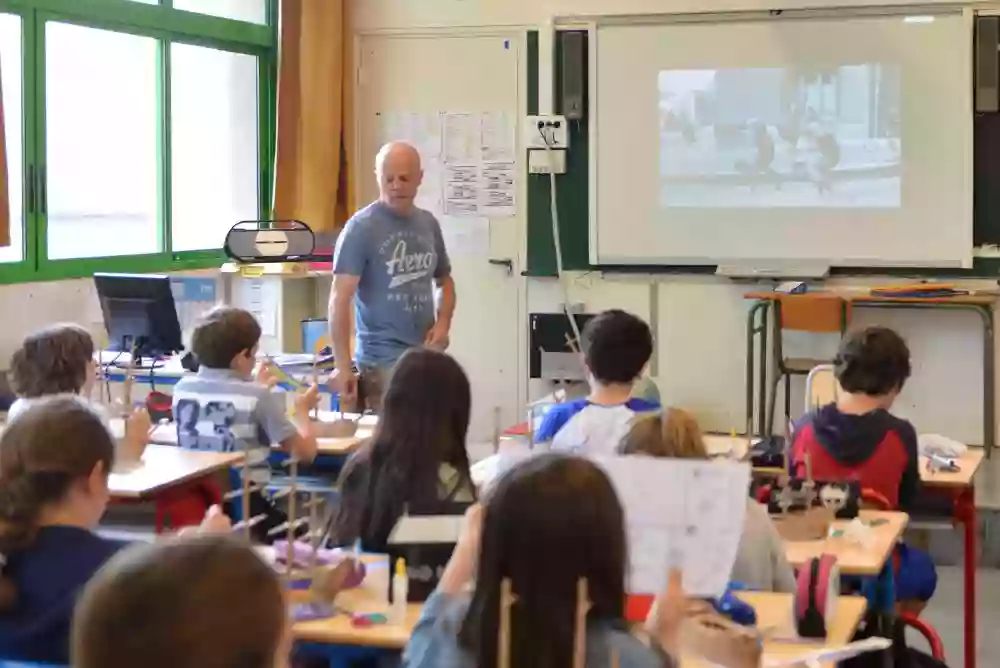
xmin=173 ymin=0 xmax=267 ymax=24
xmin=45 ymin=23 xmax=158 ymax=260
xmin=171 ymin=44 xmax=259 ymax=252
xmin=0 ymin=13 xmax=24 ymax=263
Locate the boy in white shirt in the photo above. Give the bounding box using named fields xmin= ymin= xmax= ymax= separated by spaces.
xmin=535 ymin=310 xmax=659 ymax=456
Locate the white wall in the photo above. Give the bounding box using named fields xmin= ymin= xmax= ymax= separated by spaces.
xmin=353 ymin=0 xmax=997 ymax=445
xmin=0 ymin=272 xmax=225 ymax=375
xmin=0 ymin=279 xmax=107 ymax=364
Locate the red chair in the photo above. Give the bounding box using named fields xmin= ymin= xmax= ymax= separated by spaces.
xmin=626 ymin=594 xmax=655 ymax=622
xmin=153 ymin=479 xmax=223 ymax=533
xmin=860 ymin=488 xmax=946 ymax=662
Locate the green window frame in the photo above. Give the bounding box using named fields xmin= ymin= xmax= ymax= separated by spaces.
xmin=0 ymin=0 xmax=277 ymax=284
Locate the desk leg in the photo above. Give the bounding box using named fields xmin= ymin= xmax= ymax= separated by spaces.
xmin=957 ymin=488 xmax=977 ymax=668
xmin=154 ymin=499 xmax=166 ymax=534
xmin=978 ymin=305 xmax=996 ymax=458
xmin=746 ymin=301 xmax=767 ymax=437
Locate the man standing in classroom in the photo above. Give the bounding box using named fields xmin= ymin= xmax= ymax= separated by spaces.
xmin=328 ymin=141 xmax=457 ymax=412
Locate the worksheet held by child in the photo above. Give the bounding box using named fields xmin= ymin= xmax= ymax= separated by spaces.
xmin=594 ymin=456 xmax=750 ymax=598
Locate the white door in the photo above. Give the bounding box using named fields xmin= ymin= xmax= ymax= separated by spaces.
xmin=356 ymin=33 xmax=523 ymax=456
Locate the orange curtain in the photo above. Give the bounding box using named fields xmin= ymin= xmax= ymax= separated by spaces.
xmin=272 ymin=0 xmax=354 ymax=236
xmin=0 ymin=52 xmax=10 ymax=248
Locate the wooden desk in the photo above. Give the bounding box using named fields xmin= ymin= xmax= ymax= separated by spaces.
xmin=780 ymin=510 xmax=907 ymax=577
xmin=109 ymin=444 xmax=244 ymax=499
xmin=149 ymin=421 xmax=372 ymax=457
xmin=292 ymin=556 xmax=866 ymax=663
xmin=683 ymin=592 xmax=866 ymax=668
xmin=921 ymin=447 xmax=985 ymax=488
xmin=743 ymin=290 xmax=998 ymax=456
xmin=918 ymin=446 xmax=984 ymax=668
xmin=292 ymin=556 xmax=421 ymax=650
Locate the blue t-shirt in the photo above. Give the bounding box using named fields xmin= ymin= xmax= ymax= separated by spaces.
xmin=535 ymin=398 xmax=661 ymax=457
xmin=333 ymin=201 xmax=451 ymax=368
xmin=0 ymin=526 xmax=129 ymax=664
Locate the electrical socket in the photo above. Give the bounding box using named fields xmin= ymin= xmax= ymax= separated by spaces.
xmin=523 ymin=115 xmax=569 ymax=150
xmin=528 ymin=149 xmax=567 ymax=174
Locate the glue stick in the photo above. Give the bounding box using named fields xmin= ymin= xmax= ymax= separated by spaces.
xmin=391 ymin=558 xmax=408 ymax=624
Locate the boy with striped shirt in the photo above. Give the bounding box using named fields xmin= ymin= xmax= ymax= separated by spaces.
xmin=172 ymin=307 xmax=318 ymax=541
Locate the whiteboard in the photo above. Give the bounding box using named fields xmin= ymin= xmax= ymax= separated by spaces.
xmin=589 ymin=9 xmax=973 ymax=268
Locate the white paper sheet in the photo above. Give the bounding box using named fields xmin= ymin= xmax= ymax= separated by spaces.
xmin=375 ymin=111 xmax=443 ymax=160
xmin=443 ymin=112 xmax=479 ymax=165
xmin=480 ymin=161 xmax=516 ymax=217
xmin=594 ymin=456 xmax=750 ymax=598
xmin=409 ymin=112 xmax=443 ymax=159
xmin=444 ymin=164 xmax=480 ymax=216
xmin=480 ymin=111 xmax=516 ymax=162
xmin=440 ymin=215 xmax=490 ymax=256
xmin=416 ymin=159 xmax=444 ymax=216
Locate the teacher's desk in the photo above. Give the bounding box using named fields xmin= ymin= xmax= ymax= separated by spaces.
xmin=743 ymin=290 xmax=998 ymax=456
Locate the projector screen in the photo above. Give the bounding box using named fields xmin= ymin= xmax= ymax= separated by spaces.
xmin=591 ymin=11 xmax=973 ymax=267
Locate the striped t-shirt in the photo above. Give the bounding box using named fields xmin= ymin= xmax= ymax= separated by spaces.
xmin=171 ymin=368 xmax=298 ymax=483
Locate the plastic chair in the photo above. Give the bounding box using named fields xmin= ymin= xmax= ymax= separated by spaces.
xmin=765 ymin=295 xmax=849 ymax=436
xmin=860 ymin=488 xmax=946 ymax=662
xmin=804 ymin=363 xmax=840 ymax=413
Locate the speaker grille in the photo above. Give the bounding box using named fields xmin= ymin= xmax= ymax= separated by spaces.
xmin=977 ymin=16 xmax=999 ymax=113
xmin=560 ymin=31 xmax=586 ymax=121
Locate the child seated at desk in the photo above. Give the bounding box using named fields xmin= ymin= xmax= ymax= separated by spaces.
xmin=172 ymin=307 xmax=320 ymax=543
xmin=790 ymin=326 xmax=936 ymax=612
xmin=0 ymin=397 xmax=229 ymax=665
xmin=620 ymin=408 xmax=796 ymax=593
xmin=8 ymin=324 xmax=151 ymax=457
xmin=403 ymin=453 xmax=682 ymax=668
xmin=72 ymin=534 xmax=289 ymax=668
xmin=535 ymin=310 xmax=660 ymax=455
xmin=332 ymin=347 xmax=476 ymax=552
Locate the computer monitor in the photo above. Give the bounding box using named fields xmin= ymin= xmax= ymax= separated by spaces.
xmin=93 ymin=273 xmax=184 ymax=362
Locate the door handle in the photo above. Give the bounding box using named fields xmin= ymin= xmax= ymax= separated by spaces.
xmin=488 ymin=258 xmax=513 ymax=276
xmin=25 ymin=165 xmax=35 ymax=215
xmin=38 ymin=164 xmax=46 ymax=216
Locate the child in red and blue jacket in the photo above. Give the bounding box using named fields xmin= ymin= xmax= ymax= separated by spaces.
xmin=791 ymin=326 xmax=935 ymax=614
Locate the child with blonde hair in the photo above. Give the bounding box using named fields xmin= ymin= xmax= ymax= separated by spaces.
xmin=620 ymin=408 xmax=795 ymax=593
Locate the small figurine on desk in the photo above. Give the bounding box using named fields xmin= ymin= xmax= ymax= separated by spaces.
xmin=925 ymin=452 xmax=960 ymax=473
xmin=768 ymin=454 xmax=832 ymax=542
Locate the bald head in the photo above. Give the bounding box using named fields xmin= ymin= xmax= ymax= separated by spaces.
xmin=375 ymin=142 xmax=423 ymax=214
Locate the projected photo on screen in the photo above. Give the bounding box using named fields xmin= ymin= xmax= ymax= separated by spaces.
xmin=658 ymin=65 xmax=901 ymax=208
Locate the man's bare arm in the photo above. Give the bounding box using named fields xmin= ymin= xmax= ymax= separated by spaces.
xmin=435 ymin=274 xmax=457 ymax=328
xmin=329 ymin=274 xmax=361 ymax=368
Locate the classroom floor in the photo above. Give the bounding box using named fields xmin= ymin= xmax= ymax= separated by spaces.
xmin=919 ymin=566 xmax=1000 ymax=668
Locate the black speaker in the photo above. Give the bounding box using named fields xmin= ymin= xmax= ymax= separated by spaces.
xmin=560 ymin=31 xmax=586 ymax=121
xmin=976 ymin=16 xmax=999 ymax=113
